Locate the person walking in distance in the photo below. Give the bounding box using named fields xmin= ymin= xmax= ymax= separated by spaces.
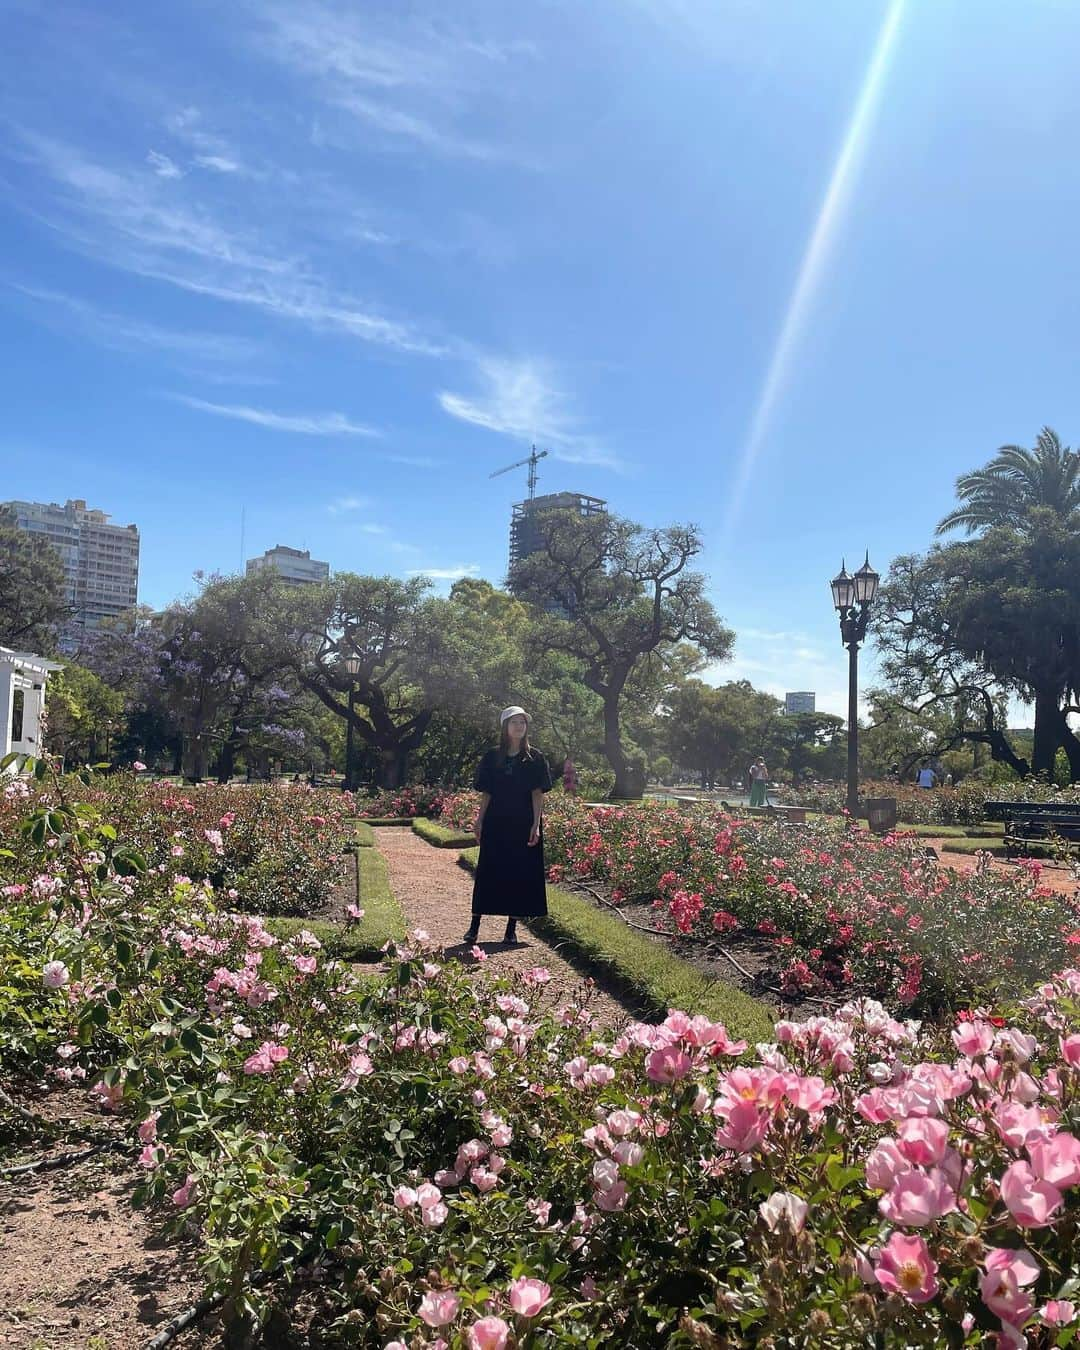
xmin=748 ymin=757 xmax=769 ymax=807
xmin=466 ymin=707 xmax=553 ymax=946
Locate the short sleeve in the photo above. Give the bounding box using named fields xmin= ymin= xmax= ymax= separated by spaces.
xmin=473 ymin=751 xmax=495 ymax=794
xmin=529 ymin=752 xmax=553 ymax=793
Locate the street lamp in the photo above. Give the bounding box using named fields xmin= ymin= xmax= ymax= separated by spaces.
xmin=830 ymin=552 xmax=880 ymax=816
xmin=341 ymin=653 xmax=362 ymax=791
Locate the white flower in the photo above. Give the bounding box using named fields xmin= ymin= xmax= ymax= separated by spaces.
xmin=43 ymin=961 xmax=70 ymax=990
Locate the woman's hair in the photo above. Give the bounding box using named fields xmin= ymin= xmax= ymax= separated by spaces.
xmin=496 ymin=719 xmax=536 ymax=765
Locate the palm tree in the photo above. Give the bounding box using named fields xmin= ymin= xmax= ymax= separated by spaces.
xmin=937 ymin=427 xmax=1080 ymax=535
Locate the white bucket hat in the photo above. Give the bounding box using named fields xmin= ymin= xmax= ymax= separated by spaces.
xmin=499 ymin=705 xmax=531 ymax=726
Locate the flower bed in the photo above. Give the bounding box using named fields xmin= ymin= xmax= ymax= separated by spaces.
xmin=539 ymin=798 xmax=1080 ymax=1016
xmin=789 ymin=779 xmax=1080 ymax=827
xmin=1 ymin=773 xmax=355 ymax=918
xmin=5 ymin=766 xmax=1080 ymax=1346
xmin=354 ymin=785 xmax=448 ymax=820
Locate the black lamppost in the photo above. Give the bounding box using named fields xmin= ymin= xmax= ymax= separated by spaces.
xmin=341 ymin=654 xmax=361 ymax=791
xmin=830 ymin=553 xmax=880 ymax=817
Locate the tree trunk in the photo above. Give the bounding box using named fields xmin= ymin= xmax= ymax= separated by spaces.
xmin=216 ymin=734 xmax=239 ymax=784
xmin=1032 ymin=688 xmax=1060 ymax=779
xmin=1055 ymin=712 xmax=1080 ymax=783
xmin=377 ymin=746 xmax=405 ymax=789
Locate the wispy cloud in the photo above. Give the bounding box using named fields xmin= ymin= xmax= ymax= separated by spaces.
xmin=194 ymin=154 xmax=242 ymax=175
xmin=407 ymin=563 xmax=481 ymax=580
xmin=146 ymin=149 xmax=183 ymax=179
xmin=359 ymin=523 xmax=388 ymax=534
xmin=9 ymin=129 xmax=446 ymax=357
xmin=6 ymin=283 xmax=260 ymax=365
xmin=327 ymin=495 xmax=371 ymax=515
xmin=253 ymin=3 xmax=534 ymax=161
xmin=172 ymin=395 xmax=381 ymax=437
xmin=438 ymin=357 xmax=621 ymax=470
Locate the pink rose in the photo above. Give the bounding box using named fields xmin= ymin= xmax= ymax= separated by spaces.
xmin=1027 ymin=1132 xmax=1080 ymax=1189
xmin=873 ymin=1232 xmax=938 ymax=1304
xmin=1061 ymin=1034 xmax=1080 ymax=1068
xmin=509 ymin=1276 xmax=552 ymax=1317
xmin=418 ymin=1290 xmax=459 ymax=1327
xmin=171 ymin=1174 xmax=197 ymax=1208
xmin=137 ymin=1112 xmax=160 ymax=1144
xmin=393 ymin=1185 xmax=417 ymax=1209
xmin=981 ymin=1247 xmax=1040 ymax=1326
xmin=595 ymin=1180 xmax=627 ymax=1212
xmin=713 ymin=1100 xmax=770 ymax=1153
xmin=1000 ymin=1160 xmax=1063 ymax=1229
xmin=645 ymin=1046 xmax=692 ymax=1084
xmin=879 ymin=1168 xmax=957 ymax=1227
xmin=467 ymin=1315 xmax=510 ymax=1350
xmin=865 ymin=1137 xmax=908 ymax=1192
xmin=896 ymin=1117 xmax=950 ymax=1166
xmin=1041 ymin=1299 xmax=1077 ymax=1326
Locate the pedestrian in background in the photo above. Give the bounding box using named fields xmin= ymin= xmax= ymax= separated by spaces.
xmin=748 ymin=757 xmax=769 ymax=807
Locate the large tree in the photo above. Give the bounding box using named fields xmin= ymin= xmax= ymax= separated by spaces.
xmin=876 ymin=519 xmax=1080 ymax=779
xmin=661 ymin=679 xmax=781 ymax=789
xmin=280 ymin=573 xmax=529 ymax=788
xmin=937 ymin=427 xmax=1080 ymax=536
xmin=0 ymin=506 xmax=69 ymax=651
xmin=510 ymin=511 xmax=733 ymax=797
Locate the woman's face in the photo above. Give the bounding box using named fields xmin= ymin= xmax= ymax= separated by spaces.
xmin=506 ymin=714 xmax=528 ymax=740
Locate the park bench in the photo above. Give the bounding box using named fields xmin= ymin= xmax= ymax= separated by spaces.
xmin=983 ymin=800 xmax=1080 ymax=858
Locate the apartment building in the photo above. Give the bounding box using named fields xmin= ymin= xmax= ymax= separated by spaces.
xmin=2 ymin=497 xmax=140 ymax=642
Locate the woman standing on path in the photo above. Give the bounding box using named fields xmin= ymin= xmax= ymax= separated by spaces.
xmin=466 ymin=706 xmax=553 ymax=945
xmin=748 ymin=757 xmax=769 ymax=807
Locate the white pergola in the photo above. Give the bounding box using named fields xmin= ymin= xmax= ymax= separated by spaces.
xmin=0 ymin=647 xmax=63 ymax=764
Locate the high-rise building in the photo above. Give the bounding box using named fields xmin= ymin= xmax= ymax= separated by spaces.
xmin=508 ymin=492 xmax=608 ymax=575
xmin=246 ymin=544 xmax=330 ymax=586
xmin=784 ymin=691 xmax=816 ymax=715
xmin=2 ymin=498 xmax=140 ymax=645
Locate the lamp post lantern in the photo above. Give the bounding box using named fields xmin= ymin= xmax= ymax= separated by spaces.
xmin=830 ymin=552 xmax=879 ymax=817
xmin=341 ymin=654 xmax=362 ymax=791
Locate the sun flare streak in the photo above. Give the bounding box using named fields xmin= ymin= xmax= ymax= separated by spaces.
xmin=725 ymin=0 xmax=905 ymax=535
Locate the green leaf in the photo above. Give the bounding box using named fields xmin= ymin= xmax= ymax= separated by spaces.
xmin=825 ymin=1159 xmax=862 ymax=1192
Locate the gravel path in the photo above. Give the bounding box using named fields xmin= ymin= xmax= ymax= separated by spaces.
xmin=923 ymin=839 xmax=1080 ymax=897
xmin=373 ymin=827 xmax=634 ymax=1026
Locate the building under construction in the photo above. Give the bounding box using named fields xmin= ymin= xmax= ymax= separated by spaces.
xmin=508 ymin=491 xmax=608 ymax=574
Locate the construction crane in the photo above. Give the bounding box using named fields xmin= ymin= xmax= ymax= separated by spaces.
xmin=489 ymin=445 xmax=549 ymax=499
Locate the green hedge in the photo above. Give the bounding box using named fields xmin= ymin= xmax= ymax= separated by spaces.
xmin=413 ymin=818 xmax=476 ymax=849
xmin=268 ymin=846 xmax=405 ymax=960
xmin=360 ymin=816 xmax=415 ymax=827
xmin=458 ymin=848 xmax=773 ymax=1043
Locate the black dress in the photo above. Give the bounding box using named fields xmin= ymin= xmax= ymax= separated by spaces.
xmin=471 ymin=748 xmax=553 ymax=917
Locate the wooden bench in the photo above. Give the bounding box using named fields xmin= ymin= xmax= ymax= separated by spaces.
xmin=983 ymin=800 xmax=1080 ymax=857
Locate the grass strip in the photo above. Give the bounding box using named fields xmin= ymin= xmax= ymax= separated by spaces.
xmin=458 ymin=848 xmax=774 ymax=1042
xmin=355 ymin=821 xmax=376 ymax=848
xmin=413 ymin=818 xmax=476 ymax=849
xmin=359 ymin=816 xmax=415 ymax=827
xmin=938 ymin=838 xmax=1009 ymax=856
xmin=267 ymin=847 xmax=406 ymax=960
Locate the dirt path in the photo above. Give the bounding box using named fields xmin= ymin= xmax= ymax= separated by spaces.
xmin=922 ymin=839 xmax=1080 ymax=897
xmin=372 ymin=827 xmax=634 ymax=1026
xmin=0 ymin=1100 xmax=209 ymax=1350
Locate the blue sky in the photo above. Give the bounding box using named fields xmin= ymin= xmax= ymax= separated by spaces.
xmin=3 ymin=0 xmax=1080 ymax=718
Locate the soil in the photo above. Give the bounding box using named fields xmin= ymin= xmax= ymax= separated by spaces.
xmin=369 ymin=826 xmax=636 ymax=1028
xmin=921 ymin=839 xmax=1080 ymax=898
xmin=0 ymin=1090 xmax=211 ymax=1350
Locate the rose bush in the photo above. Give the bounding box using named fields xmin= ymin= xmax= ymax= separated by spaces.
xmin=7 ymin=765 xmax=1080 ymax=1347
xmin=540 ymin=797 xmax=1080 ymax=1014
xmin=788 ymin=779 xmax=1080 ymax=828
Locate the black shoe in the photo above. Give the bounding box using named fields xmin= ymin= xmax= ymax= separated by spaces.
xmin=502 ymin=921 xmax=518 ymax=944
xmin=464 ymin=924 xmax=480 ymax=944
